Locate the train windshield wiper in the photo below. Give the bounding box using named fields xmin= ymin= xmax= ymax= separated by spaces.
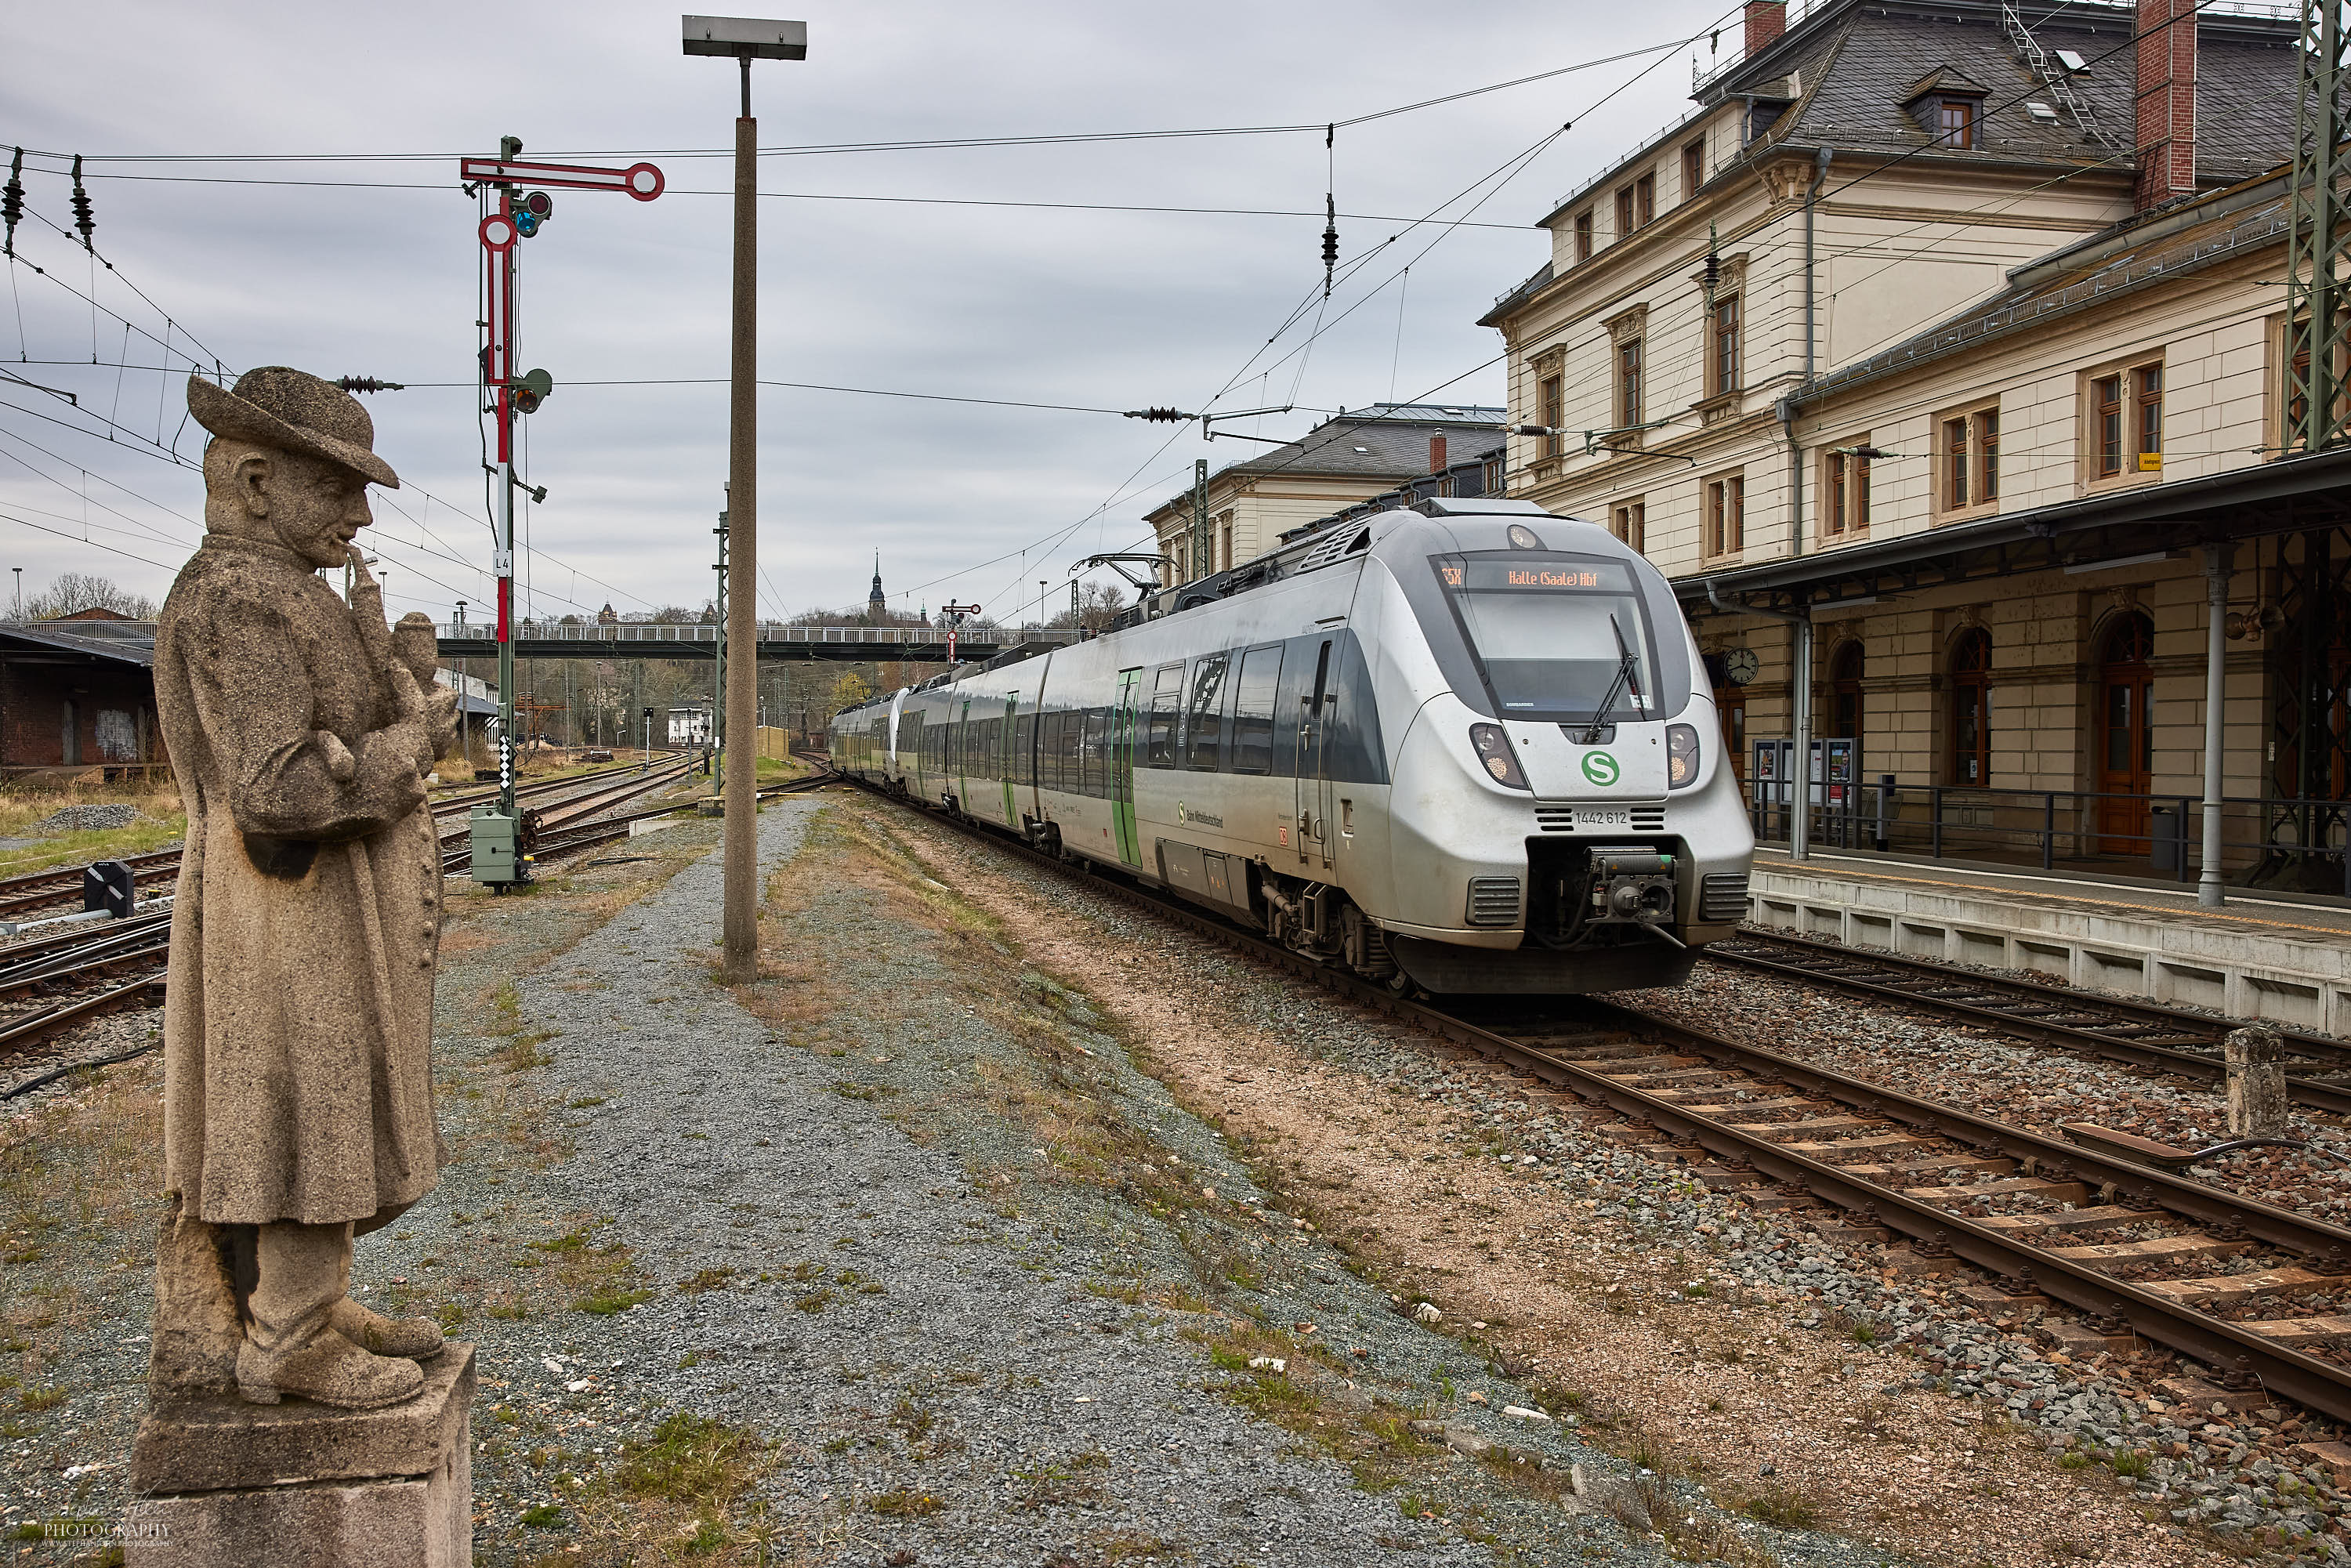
xmin=1580 ymin=614 xmax=1639 ymax=744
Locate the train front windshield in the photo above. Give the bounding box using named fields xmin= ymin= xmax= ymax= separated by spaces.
xmin=1433 ymin=554 xmax=1657 ymax=723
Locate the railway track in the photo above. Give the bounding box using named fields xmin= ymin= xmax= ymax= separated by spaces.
xmin=0 ymin=759 xmax=696 ymax=922
xmin=831 ymin=766 xmax=2351 ymax=1426
xmin=0 ymin=769 xmax=835 ymax=1096
xmin=1706 ymin=931 xmax=2351 ymax=1117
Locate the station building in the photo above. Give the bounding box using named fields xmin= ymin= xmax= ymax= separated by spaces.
xmin=1147 ymin=404 xmax=1505 ymax=585
xmin=1479 ymin=0 xmax=2337 ymax=903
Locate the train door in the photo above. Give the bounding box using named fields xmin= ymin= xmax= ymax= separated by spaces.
xmin=1111 ymin=668 xmax=1142 ymax=867
xmin=1000 ymin=694 xmax=1020 ymax=825
xmin=1292 ymin=639 xmax=1335 ymax=871
xmin=955 ymin=697 xmax=972 ymax=812
xmin=2096 ymin=613 xmax=2156 ymax=853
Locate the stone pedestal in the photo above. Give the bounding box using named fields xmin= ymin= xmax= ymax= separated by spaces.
xmin=125 ymin=1344 xmax=474 ymax=1568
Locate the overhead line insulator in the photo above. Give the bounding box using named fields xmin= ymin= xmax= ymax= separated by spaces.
xmin=2 ymin=149 xmax=22 ymax=260
xmin=68 ymin=154 xmax=92 ymax=251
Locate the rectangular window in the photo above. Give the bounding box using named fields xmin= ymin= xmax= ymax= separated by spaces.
xmin=1824 ymin=444 xmax=1871 ymax=537
xmin=1938 ymin=99 xmax=1974 ymax=148
xmin=1682 ymin=139 xmax=1704 ymax=200
xmin=1014 ymin=713 xmax=1033 ymax=784
xmin=1574 ymin=209 xmax=1593 ymax=261
xmin=2088 ymin=363 xmax=2161 ymax=480
xmin=1709 ymin=294 xmax=1741 ymax=397
xmin=1144 ymin=664 xmax=1183 ymax=768
xmin=1614 ymin=186 xmax=1634 ymax=237
xmin=1230 ymin=644 xmax=1284 ymax=774
xmin=1538 ymin=375 xmax=1564 ymax=457
xmin=1615 ymin=337 xmax=1643 ymax=429
xmin=1058 ymin=708 xmax=1084 ymax=791
xmin=1610 ymin=499 xmax=1646 ymax=552
xmin=1704 ymin=473 xmax=1744 ymax=557
xmin=1940 ymin=405 xmax=2000 ymax=513
xmin=1220 ymin=520 xmax=1234 ymax=572
xmin=2093 ymin=373 xmax=2124 ymax=476
xmin=1635 ymin=172 xmax=1655 ymax=226
xmin=1082 ymin=708 xmax=1108 ymax=797
xmin=1186 ymin=653 xmax=1227 ymax=770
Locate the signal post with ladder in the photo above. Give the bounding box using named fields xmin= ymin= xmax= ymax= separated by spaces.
xmin=458 ymin=141 xmax=664 ymax=888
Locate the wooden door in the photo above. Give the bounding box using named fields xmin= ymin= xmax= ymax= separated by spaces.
xmin=2096 ymin=615 xmax=2154 ymax=853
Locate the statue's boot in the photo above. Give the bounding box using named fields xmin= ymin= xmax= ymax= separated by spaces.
xmin=235 ymin=1219 xmax=422 ymax=1409
xmin=328 ymin=1296 xmax=446 ymax=1362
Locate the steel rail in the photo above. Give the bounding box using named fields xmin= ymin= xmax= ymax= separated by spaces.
xmin=0 ymin=762 xmax=690 ymax=921
xmin=1707 ymin=932 xmax=2351 ymax=1117
xmin=830 ymin=767 xmax=2351 ymax=1424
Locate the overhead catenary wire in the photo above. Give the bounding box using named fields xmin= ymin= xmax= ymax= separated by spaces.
xmin=6 ymin=40 xmax=1696 ymax=171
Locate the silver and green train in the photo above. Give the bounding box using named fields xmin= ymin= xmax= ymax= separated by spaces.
xmin=830 ymin=497 xmax=1753 ymax=995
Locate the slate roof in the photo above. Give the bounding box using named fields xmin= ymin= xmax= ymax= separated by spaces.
xmin=1150 ymin=407 xmax=1508 ymax=521
xmin=1534 ymin=0 xmax=2301 ymax=230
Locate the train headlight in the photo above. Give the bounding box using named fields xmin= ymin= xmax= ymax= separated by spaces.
xmin=1468 ymin=723 xmax=1528 ymax=790
xmin=1666 ymin=722 xmax=1701 ymax=790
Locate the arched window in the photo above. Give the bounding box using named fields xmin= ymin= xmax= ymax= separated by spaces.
xmin=1950 ymin=628 xmax=1991 ymax=786
xmin=1830 ymin=642 xmax=1865 ymax=762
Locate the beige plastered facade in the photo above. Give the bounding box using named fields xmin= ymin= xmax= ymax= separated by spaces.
xmin=1147 ymin=469 xmax=1417 ymax=588
xmin=1491 ymin=108 xmax=2322 ymax=882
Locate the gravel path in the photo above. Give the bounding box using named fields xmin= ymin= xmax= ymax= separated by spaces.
xmin=418 ymin=795 xmax=1919 ymax=1566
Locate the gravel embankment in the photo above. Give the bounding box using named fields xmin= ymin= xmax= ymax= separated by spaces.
xmin=876 ymin=795 xmax=2351 ymax=1567
xmin=403 ymin=795 xmax=1901 ymax=1566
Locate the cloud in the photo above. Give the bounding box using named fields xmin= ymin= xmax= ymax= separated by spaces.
xmin=0 ymin=0 xmax=1708 ymax=624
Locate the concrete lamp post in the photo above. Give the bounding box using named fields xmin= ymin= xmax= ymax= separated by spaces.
xmin=684 ymin=13 xmax=806 ymax=983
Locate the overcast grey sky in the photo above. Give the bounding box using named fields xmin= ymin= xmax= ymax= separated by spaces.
xmin=1 ymin=0 xmax=1730 ymax=626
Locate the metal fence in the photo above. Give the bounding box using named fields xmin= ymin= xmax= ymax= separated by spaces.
xmin=1749 ymin=779 xmax=2351 ymax=899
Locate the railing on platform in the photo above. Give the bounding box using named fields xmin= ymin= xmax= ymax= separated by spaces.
xmin=1748 ymin=779 xmax=2351 ymax=900
xmin=437 ymin=622 xmax=1081 ymax=648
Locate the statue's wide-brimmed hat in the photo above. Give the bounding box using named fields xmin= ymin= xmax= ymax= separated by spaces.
xmin=187 ymin=367 xmax=400 ymax=489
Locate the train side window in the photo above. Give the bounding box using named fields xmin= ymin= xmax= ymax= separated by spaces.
xmin=1186 ymin=654 xmax=1228 ymax=770
xmin=1059 ymin=707 xmax=1084 ymax=791
xmin=1038 ymin=711 xmax=1061 ymax=792
xmin=1013 ymin=713 xmax=1034 ymax=786
xmin=1081 ymin=707 xmax=1107 ymax=796
xmin=1230 ymin=643 xmax=1284 ymax=774
xmin=1145 ymin=663 xmax=1184 ymax=769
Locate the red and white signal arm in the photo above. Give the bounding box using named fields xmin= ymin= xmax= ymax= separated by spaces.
xmin=458 ymin=156 xmax=665 ymax=201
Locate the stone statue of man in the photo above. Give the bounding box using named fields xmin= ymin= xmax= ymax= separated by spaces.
xmin=150 ymin=367 xmax=460 ymax=1410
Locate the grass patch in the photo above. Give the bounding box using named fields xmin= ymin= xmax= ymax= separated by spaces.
xmin=676 ymin=1267 xmax=734 ymax=1295
xmin=1740 ymin=1482 xmax=1821 ymax=1528
xmin=870 ymin=1487 xmax=942 ymax=1517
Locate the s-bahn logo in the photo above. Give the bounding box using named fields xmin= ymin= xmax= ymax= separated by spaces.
xmin=1581 ymin=751 xmax=1619 ymax=787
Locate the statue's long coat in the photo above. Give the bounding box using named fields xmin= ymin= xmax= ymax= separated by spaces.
xmin=154 ymin=534 xmax=444 ymax=1228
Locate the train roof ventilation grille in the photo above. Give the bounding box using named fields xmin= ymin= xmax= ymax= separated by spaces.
xmin=1295 ymin=524 xmax=1372 ymax=574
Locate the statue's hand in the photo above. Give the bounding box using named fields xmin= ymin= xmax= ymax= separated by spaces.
xmin=382 ymin=664 xmax=436 ymax=775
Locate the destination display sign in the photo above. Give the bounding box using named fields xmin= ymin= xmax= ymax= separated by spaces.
xmin=1434 ymin=556 xmax=1636 ymax=595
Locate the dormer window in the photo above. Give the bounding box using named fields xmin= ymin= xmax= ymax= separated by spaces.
xmin=1902 ymin=68 xmax=1990 ymax=150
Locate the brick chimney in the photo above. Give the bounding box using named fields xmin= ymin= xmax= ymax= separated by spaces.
xmin=2135 ymin=0 xmax=2198 ymax=209
xmin=1429 ymin=433 xmax=1447 ymax=473
xmin=1744 ymin=1 xmax=1787 ymax=57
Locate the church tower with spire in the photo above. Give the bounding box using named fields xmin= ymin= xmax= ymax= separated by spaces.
xmin=868 ymin=552 xmax=887 ymax=623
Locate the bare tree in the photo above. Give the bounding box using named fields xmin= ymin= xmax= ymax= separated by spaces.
xmin=25 ymin=572 xmax=157 ymax=621
xmin=1046 ymin=581 xmax=1128 ymax=633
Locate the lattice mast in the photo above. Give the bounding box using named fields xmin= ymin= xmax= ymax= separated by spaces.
xmin=2288 ymin=0 xmax=2351 ymax=452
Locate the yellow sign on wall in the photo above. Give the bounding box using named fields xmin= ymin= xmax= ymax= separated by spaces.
xmin=2138 ymin=452 xmax=2163 ymax=472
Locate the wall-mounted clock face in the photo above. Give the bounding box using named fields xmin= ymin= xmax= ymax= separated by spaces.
xmin=1722 ymin=646 xmax=1761 ymax=686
